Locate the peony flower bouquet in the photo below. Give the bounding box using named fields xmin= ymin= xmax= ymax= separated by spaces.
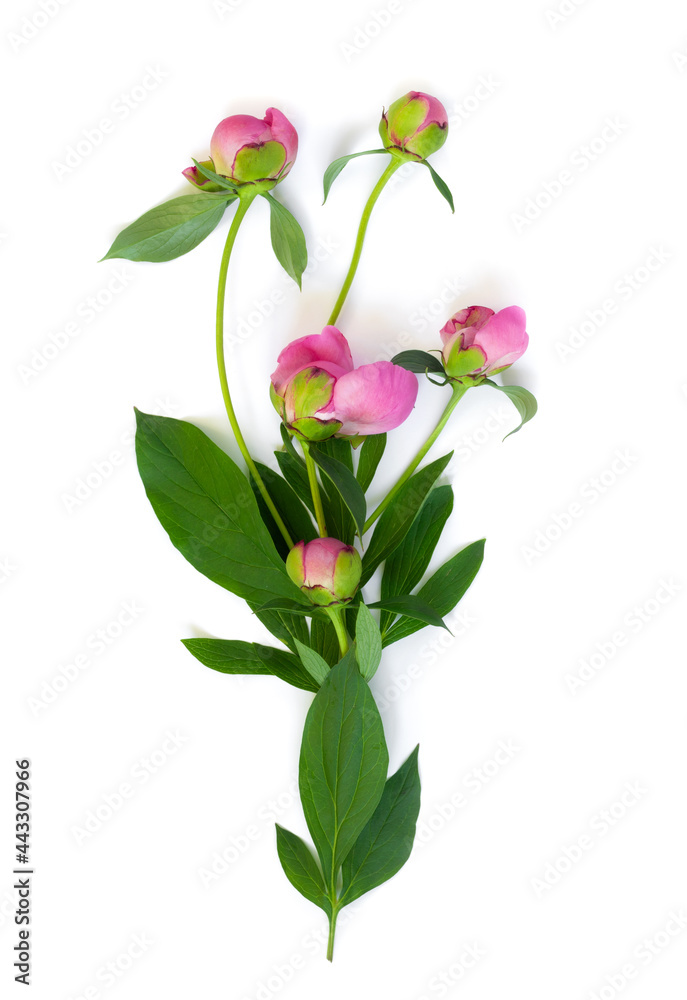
xmin=102 ymin=91 xmax=536 ymax=961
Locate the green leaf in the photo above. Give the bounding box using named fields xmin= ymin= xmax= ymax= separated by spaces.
xmin=310 ymin=446 xmax=367 ymax=538
xmin=340 ymin=745 xmax=421 ymax=906
xmin=275 ymin=450 xmax=314 ymax=515
xmin=257 ymin=599 xmax=326 ymax=619
xmin=361 ymin=452 xmax=453 ymax=585
xmin=275 ymin=825 xmax=331 ymax=914
xmin=384 ymin=539 xmax=485 ymax=646
xmin=391 ymin=350 xmax=446 ymax=375
xmin=483 ymin=381 xmax=538 ymax=438
xmin=295 ymin=639 xmax=330 ymax=687
xmin=355 ymin=433 xmax=387 ymax=493
xmin=101 ymin=194 xmax=234 ymax=262
xmin=310 ymin=616 xmax=340 ymax=667
xmin=250 ymin=603 xmax=310 ymax=653
xmin=134 ymin=410 xmax=307 ymax=607
xmin=380 ymin=485 xmax=454 ymax=633
xmin=322 ymin=149 xmax=388 ymax=203
xmin=251 ymin=462 xmax=316 ymax=559
xmin=355 ymin=604 xmax=383 ymax=681
xmin=368 ymin=595 xmax=449 ymax=631
xmin=280 ymin=423 xmax=306 ymax=465
xmin=423 ymin=161 xmax=455 ymax=213
xmin=299 ymin=651 xmax=388 ymax=879
xmin=262 ymin=193 xmax=307 ymax=288
xmin=181 ymin=638 xmax=317 ymax=692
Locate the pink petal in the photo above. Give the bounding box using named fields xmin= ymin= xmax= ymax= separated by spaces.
xmin=271 ymin=327 xmax=354 ymax=395
xmin=264 ymin=107 xmax=298 ymax=165
xmin=303 ymin=537 xmax=348 ymax=585
xmin=210 ymin=114 xmax=272 ymax=174
xmin=408 ymin=90 xmax=448 ymax=129
xmin=321 ymin=362 xmax=418 ymax=437
xmin=440 ymin=306 xmax=494 ymax=349
xmin=472 ymin=306 xmax=528 ymax=372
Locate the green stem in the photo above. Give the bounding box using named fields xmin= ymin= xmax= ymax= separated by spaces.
xmin=325 ymin=606 xmax=349 ymax=656
xmin=364 ymin=382 xmax=469 ymax=532
xmin=327 ymin=157 xmax=402 ymax=326
xmin=326 ymin=904 xmax=340 ymax=962
xmin=301 ymin=442 xmax=327 ymax=537
xmin=216 ymin=192 xmax=293 ymax=549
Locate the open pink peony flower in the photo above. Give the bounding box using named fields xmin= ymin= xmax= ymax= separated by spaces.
xmin=440 ymin=306 xmax=529 ymax=378
xmin=271 ymin=326 xmax=418 ymax=441
xmin=183 ymin=108 xmax=298 ymax=189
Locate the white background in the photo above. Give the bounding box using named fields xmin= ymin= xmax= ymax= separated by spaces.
xmin=3 ymin=0 xmax=687 ymax=997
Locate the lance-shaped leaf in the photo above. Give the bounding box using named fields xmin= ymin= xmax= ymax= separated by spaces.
xmin=368 ymin=595 xmax=449 ymax=632
xmin=361 ymin=452 xmax=453 ymax=585
xmin=262 ymin=192 xmax=307 ymax=288
xmin=310 ymin=446 xmax=367 ymax=538
xmin=275 ymin=825 xmax=331 ymax=915
xmin=295 ymin=639 xmax=330 ymax=687
xmin=355 ymin=433 xmax=386 ymax=493
xmin=423 ymin=161 xmax=455 ymax=213
xmin=250 ymin=462 xmax=316 ymax=560
xmin=383 ymin=539 xmax=485 ymax=646
xmin=322 ymin=148 xmax=388 ymax=203
xmin=355 ymin=604 xmax=383 ymax=681
xmin=391 ymin=350 xmax=446 ymax=375
xmin=181 ymin=638 xmax=317 ymax=692
xmin=339 ymin=745 xmax=421 ymax=906
xmin=101 ymin=193 xmax=234 ymax=262
xmin=483 ymin=381 xmax=538 ymax=439
xmin=134 ymin=410 xmax=308 ymax=608
xmin=299 ymin=650 xmax=388 ymax=879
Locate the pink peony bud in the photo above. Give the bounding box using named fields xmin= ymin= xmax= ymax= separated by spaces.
xmin=286 ymin=537 xmax=362 ymax=606
xmin=271 ymin=326 xmax=418 ymax=441
xmin=183 ymin=107 xmax=298 ymax=190
xmin=440 ymin=306 xmax=529 ymax=378
xmin=379 ymin=91 xmax=448 ymax=160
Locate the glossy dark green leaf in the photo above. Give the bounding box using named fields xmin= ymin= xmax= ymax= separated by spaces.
xmin=295 ymin=639 xmax=330 ymax=687
xmin=391 ymin=350 xmax=445 ymax=374
xmin=340 ymin=745 xmax=421 ymax=906
xmin=423 ymin=161 xmax=455 ymax=213
xmin=299 ymin=651 xmax=388 ymax=878
xmin=384 ymin=539 xmax=485 ymax=646
xmin=275 ymin=825 xmax=331 ymax=914
xmin=251 ymin=462 xmax=316 ymax=559
xmin=483 ymin=381 xmax=538 ymax=438
xmin=134 ymin=410 xmax=307 ymax=607
xmin=355 ymin=604 xmax=382 ymax=681
xmin=310 ymin=446 xmax=367 ymax=538
xmin=356 ymin=433 xmax=387 ymax=493
xmin=101 ymin=194 xmax=234 ymax=262
xmin=262 ymin=192 xmax=307 ymax=288
xmin=275 ymin=450 xmax=314 ymax=514
xmin=250 ymin=603 xmax=310 ymax=653
xmin=257 ymin=598 xmax=326 ymax=619
xmin=322 ymin=148 xmax=388 ymax=203
xmin=181 ymin=638 xmax=317 ymax=692
xmin=361 ymin=452 xmax=453 ymax=585
xmin=379 ymin=485 xmax=454 ymax=633
xmin=310 ymin=616 xmax=340 ymax=667
xmin=368 ymin=595 xmax=449 ymax=631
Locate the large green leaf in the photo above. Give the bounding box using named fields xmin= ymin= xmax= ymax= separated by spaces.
xmin=310 ymin=446 xmax=367 ymax=538
xmin=380 ymin=485 xmax=454 ymax=633
xmin=315 ymin=438 xmax=356 ymax=544
xmin=483 ymin=381 xmax=538 ymax=438
xmin=275 ymin=825 xmax=331 ymax=914
xmin=340 ymin=745 xmax=421 ymax=905
xmin=262 ymin=193 xmax=307 ymax=288
xmin=250 ymin=603 xmax=310 ymax=653
xmin=355 ymin=604 xmax=382 ymax=681
xmin=322 ymin=148 xmax=388 ymax=203
xmin=101 ymin=193 xmax=234 ymax=262
xmin=361 ymin=452 xmax=453 ymax=585
xmin=295 ymin=639 xmax=330 ymax=687
xmin=134 ymin=410 xmax=307 ymax=607
xmin=355 ymin=433 xmax=386 ymax=493
xmin=251 ymin=462 xmax=316 ymax=559
xmin=181 ymin=638 xmax=317 ymax=692
xmin=310 ymin=616 xmax=340 ymax=667
xmin=299 ymin=650 xmax=388 ymax=879
xmin=383 ymin=539 xmax=485 ymax=646
xmin=275 ymin=449 xmax=314 ymax=514
xmin=368 ymin=595 xmax=449 ymax=631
